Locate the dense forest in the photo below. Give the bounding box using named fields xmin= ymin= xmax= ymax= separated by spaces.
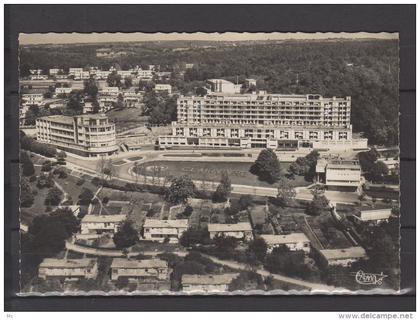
xmin=20 ymin=39 xmax=399 ymax=145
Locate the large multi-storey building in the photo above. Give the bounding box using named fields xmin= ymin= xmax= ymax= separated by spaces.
xmin=36 ymin=114 xmax=118 ymax=157
xmin=158 ymin=92 xmax=368 ymax=151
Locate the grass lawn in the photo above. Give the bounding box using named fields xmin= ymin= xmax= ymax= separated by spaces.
xmin=97 ymin=188 xmax=165 ymax=230
xmin=137 ymin=160 xmax=310 ymax=188
xmin=106 ymin=108 xmax=149 ymax=132
xmin=56 ymin=172 xmax=98 ymax=205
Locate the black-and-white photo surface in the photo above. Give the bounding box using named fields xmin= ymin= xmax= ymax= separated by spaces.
xmin=18 ymin=32 xmax=400 ymax=295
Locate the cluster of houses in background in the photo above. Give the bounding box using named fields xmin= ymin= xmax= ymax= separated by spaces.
xmin=20 ymin=65 xmax=176 ymax=125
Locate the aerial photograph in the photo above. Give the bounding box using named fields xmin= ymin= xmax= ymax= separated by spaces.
xmin=17 ymin=32 xmax=400 ymax=295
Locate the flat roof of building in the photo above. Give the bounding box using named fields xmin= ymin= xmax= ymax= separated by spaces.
xmin=356 ymin=208 xmax=392 ymax=221
xmin=208 ymin=222 xmax=253 ymax=233
xmin=260 ymin=233 xmax=310 ymax=245
xmin=38 ymin=113 xmax=109 ymax=123
xmin=180 ymin=92 xmax=350 ymax=101
xmin=111 ymin=258 xmax=167 ymax=269
xmin=320 ymin=247 xmax=367 ymax=261
xmin=81 ymin=214 xmax=126 ymax=223
xmin=182 ymin=273 xmax=239 ymax=286
xmin=143 ymin=219 xmax=189 ymax=229
xmin=39 ymin=258 xmax=96 ymax=269
xmin=207 ymin=79 xmax=235 ymax=84
xmin=327 ymin=163 xmax=361 ymax=170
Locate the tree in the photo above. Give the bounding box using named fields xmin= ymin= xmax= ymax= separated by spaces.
xmin=212 ymin=171 xmax=232 ymax=203
xmin=20 ymin=178 xmax=34 ymax=207
xmin=264 ymin=246 xmax=313 ymax=279
xmin=147 ymin=94 xmax=178 ymax=125
xmin=36 ymin=173 xmax=54 ymax=189
xmin=213 ymin=235 xmax=238 ymax=259
xmin=107 ymin=71 xmax=122 ymax=87
xmin=358 ymin=148 xmax=380 ymax=172
xmin=228 ymin=271 xmax=264 ymax=291
xmin=246 ymin=238 xmax=268 ymax=263
xmin=78 ymin=187 xmax=94 ymax=205
xmin=83 ymin=77 xmax=99 ymax=99
xmin=41 ymin=160 xmax=53 ymax=172
xmin=165 ymin=176 xmax=196 ymax=204
xmin=195 ymin=87 xmax=207 ymax=96
xmin=306 ymin=189 xmax=329 ymax=215
xmin=45 ymin=186 xmax=63 ymax=206
xmin=250 ymin=149 xmax=282 ymax=184
xmin=115 ymin=277 xmax=129 ymax=289
xmin=113 ymin=221 xmax=139 ymax=249
xmin=288 ymin=150 xmax=319 ymax=181
xmin=276 ymin=177 xmax=296 ymax=207
xmin=20 ymin=151 xmax=35 ymax=176
xmin=96 ymin=157 xmax=116 ymax=181
xmin=179 ymin=228 xmax=210 ymax=247
xmin=66 ymin=91 xmax=83 ymax=114
xmin=184 ymin=251 xmax=218 ymax=273
xmin=238 ymin=195 xmax=253 ymax=210
xmin=123 ymin=76 xmax=133 ymax=89
xmin=21 ymin=209 xmax=80 ymax=286
xmin=182 ymin=205 xmax=193 ymax=217
xmin=369 ymin=161 xmax=389 ymax=183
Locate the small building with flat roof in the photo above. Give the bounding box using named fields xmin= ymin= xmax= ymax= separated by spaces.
xmin=353 ymin=208 xmax=392 ymax=225
xmin=143 ymin=219 xmax=189 ymax=243
xmin=207 ymin=222 xmax=253 ymax=241
xmin=110 ymin=258 xmax=170 ymax=281
xmin=38 ymin=258 xmax=98 ymax=280
xmin=260 ymin=233 xmax=311 ymax=253
xmin=181 ymin=273 xmax=239 ymax=293
xmin=81 ymin=214 xmax=126 ymax=234
xmin=317 ymin=246 xmax=367 ymax=267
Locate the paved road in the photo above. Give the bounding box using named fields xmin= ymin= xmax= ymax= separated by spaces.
xmin=66 ymin=239 xmax=188 ymax=258
xmin=201 ymin=254 xmax=349 ymax=293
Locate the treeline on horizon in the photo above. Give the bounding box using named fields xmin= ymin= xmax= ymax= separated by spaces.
xmin=20 ymin=39 xmax=399 ymax=146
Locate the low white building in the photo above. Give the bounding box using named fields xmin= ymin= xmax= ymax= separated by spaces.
xmin=316 ymin=159 xmax=362 ymax=190
xmin=353 ymin=208 xmax=392 ymax=225
xmin=81 ymin=214 xmax=126 ymax=234
xmin=245 ymin=78 xmax=257 ymax=88
xmin=260 ymin=233 xmax=311 ymax=253
xmin=97 ymin=96 xmax=117 ymax=112
xmin=137 ymin=70 xmax=154 ymax=80
xmin=100 ymin=86 xmax=120 ymax=96
xmin=38 ymin=258 xmax=98 ymax=280
xmin=181 ymin=273 xmax=239 ymax=293
xmin=74 ymin=71 xmax=90 ymax=80
xmin=117 ymin=70 xmax=134 ymax=78
xmin=207 ymin=79 xmax=242 ymax=94
xmin=207 ymin=222 xmax=253 ymax=241
xmin=21 ymin=93 xmax=44 ymax=106
xmin=110 ymin=258 xmax=170 ymax=281
xmin=69 ymin=68 xmax=83 ymax=75
xmin=154 ymin=84 xmax=172 ymax=94
xmin=82 ymin=101 xmax=95 ymax=114
xmin=49 ymin=68 xmax=63 ymax=76
xmin=317 ymin=247 xmax=367 ymax=267
xmin=55 ymin=87 xmax=73 ymax=95
xmin=143 ymin=219 xmax=189 ymax=243
xmin=29 ymin=74 xmax=49 ymax=80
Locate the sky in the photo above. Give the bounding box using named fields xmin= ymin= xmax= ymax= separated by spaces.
xmin=19 ymin=32 xmax=398 ymax=45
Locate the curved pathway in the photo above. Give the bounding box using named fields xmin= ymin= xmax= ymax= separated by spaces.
xmin=201 ymin=254 xmax=349 ymax=293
